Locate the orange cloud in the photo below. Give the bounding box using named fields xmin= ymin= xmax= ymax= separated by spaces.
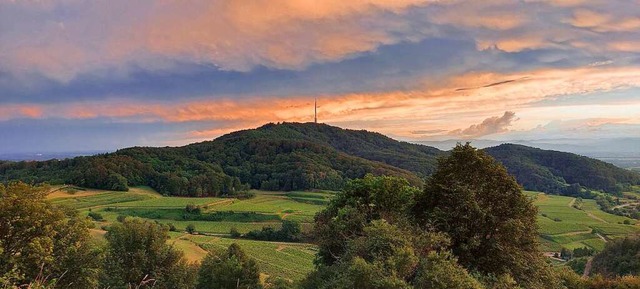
xmin=3 ymin=65 xmax=640 ymax=141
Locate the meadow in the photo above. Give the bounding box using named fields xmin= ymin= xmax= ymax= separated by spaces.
xmin=48 ymin=186 xmax=640 ymax=280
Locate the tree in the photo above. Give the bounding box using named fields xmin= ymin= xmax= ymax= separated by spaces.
xmin=0 ymin=182 xmax=101 ymax=288
xmin=313 ymin=175 xmax=420 ymax=265
xmin=101 ymin=218 xmax=196 ymax=288
xmin=186 ymin=224 xmax=196 ymax=234
xmin=413 ymin=143 xmax=558 ymax=288
xmin=591 ymin=236 xmax=640 ymax=277
xmin=197 ymin=243 xmax=261 ymax=289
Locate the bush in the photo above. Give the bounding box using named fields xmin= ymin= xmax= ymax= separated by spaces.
xmin=168 ymin=223 xmax=177 ymax=232
xmin=88 ymin=211 xmax=104 ymax=221
xmin=230 ymin=227 xmax=241 ymax=238
xmin=116 ymin=215 xmax=127 ymax=222
xmin=243 ymin=220 xmax=301 ymax=242
xmin=185 ymin=204 xmax=202 ymax=215
xmin=186 ymin=224 xmax=196 ymax=234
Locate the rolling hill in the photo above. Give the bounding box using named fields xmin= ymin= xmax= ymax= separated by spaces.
xmin=1 ymin=122 xmax=638 ymax=196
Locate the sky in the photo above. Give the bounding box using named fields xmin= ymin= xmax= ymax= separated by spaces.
xmin=1 ymin=0 xmax=640 ymax=153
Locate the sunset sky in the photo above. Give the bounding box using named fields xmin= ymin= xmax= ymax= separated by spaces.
xmin=1 ymin=0 xmax=640 ymax=153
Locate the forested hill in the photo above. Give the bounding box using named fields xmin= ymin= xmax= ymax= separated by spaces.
xmin=1 ymin=122 xmax=638 ymax=196
xmin=485 ymin=144 xmax=640 ymax=194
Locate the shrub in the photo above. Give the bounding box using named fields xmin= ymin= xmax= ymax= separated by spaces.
xmin=186 ymin=224 xmax=196 ymax=234
xmin=88 ymin=211 xmax=104 ymax=221
xmin=185 ymin=204 xmax=201 ymax=215
xmin=230 ymin=227 xmax=241 ymax=238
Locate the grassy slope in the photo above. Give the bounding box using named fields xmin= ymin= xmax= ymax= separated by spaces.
xmin=526 ymin=191 xmax=640 ymax=251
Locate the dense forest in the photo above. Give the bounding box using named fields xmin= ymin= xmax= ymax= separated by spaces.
xmin=486 ymin=144 xmax=640 ymax=195
xmin=1 ymin=123 xmax=638 ymax=197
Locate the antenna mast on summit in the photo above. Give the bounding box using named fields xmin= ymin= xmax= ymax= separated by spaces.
xmin=314 ymin=97 xmax=317 ymax=123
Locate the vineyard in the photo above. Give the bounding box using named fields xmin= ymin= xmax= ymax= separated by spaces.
xmin=47 ymin=186 xmax=640 ymax=281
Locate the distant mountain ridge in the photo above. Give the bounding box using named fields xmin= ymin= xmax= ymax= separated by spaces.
xmin=1 ymin=122 xmax=638 ymax=196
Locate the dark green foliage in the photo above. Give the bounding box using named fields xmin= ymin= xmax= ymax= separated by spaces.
xmin=264 ymin=276 xmax=294 ymax=289
xmin=485 ymin=144 xmax=640 ymax=194
xmin=1 ymin=123 xmax=637 ymax=197
xmin=573 ymin=246 xmax=595 ymax=258
xmin=88 ymin=211 xmax=104 ymax=221
xmin=230 ymin=227 xmax=241 ymax=238
xmin=112 ymin=207 xmax=280 ymax=222
xmin=414 ymin=144 xmax=558 ymax=288
xmin=561 ymin=247 xmax=573 ymax=260
xmin=313 ymin=175 xmax=422 ymax=265
xmin=304 ymin=174 xmax=484 ymax=288
xmin=413 ymin=252 xmax=484 ymax=289
xmin=591 ymin=236 xmax=640 ymax=277
xmin=101 ymin=218 xmax=196 ymax=288
xmin=567 ymin=257 xmax=589 ymax=275
xmin=196 ymin=244 xmax=261 ymax=289
xmin=243 ymin=220 xmax=301 ymax=242
xmin=186 ymin=224 xmax=196 ymax=234
xmin=185 ymin=204 xmax=202 ymax=215
xmin=0 ymin=182 xmax=102 ymax=288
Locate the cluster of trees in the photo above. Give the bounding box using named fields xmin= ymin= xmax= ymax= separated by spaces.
xmin=591 ymin=236 xmax=640 ymax=278
xmin=2 ymin=123 xmax=639 ymax=198
xmin=240 ymin=220 xmax=302 ymax=242
xmin=595 ymin=195 xmax=640 ymax=220
xmin=303 ymin=145 xmax=558 ymax=288
xmin=0 ymin=182 xmax=273 ymax=288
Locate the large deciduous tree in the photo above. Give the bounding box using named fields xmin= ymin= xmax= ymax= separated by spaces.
xmin=0 ymin=182 xmax=101 ymax=288
xmin=196 ymin=243 xmax=261 ymax=289
xmin=101 ymin=218 xmax=197 ymax=289
xmin=413 ymin=143 xmax=557 ymax=288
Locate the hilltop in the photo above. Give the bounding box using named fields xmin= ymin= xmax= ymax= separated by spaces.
xmin=1 ymin=122 xmax=638 ymax=196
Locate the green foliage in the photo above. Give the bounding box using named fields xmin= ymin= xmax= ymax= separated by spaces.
xmin=0 ymin=182 xmax=101 ymax=288
xmin=591 ymin=236 xmax=640 ymax=277
xmin=186 ymin=224 xmax=196 ymax=234
xmin=196 ymin=243 xmax=261 ymax=289
xmin=413 ymin=252 xmax=484 ymax=289
xmin=2 ymin=123 xmax=637 ymax=198
xmin=185 ymin=204 xmax=202 ymax=215
xmin=305 ymin=174 xmax=481 ymax=288
xmin=414 ymin=144 xmax=558 ymax=288
xmin=244 ymin=220 xmax=301 ymax=242
xmin=88 ymin=211 xmax=104 ymax=221
xmin=230 ymin=227 xmax=241 ymax=238
xmin=485 ymin=144 xmax=640 ymax=195
xmin=313 ymin=175 xmax=421 ymax=265
xmin=101 ymin=218 xmax=196 ymax=288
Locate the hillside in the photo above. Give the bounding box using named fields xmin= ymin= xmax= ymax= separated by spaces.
xmin=485 ymin=144 xmax=640 ymax=194
xmin=1 ymin=123 xmax=638 ymax=196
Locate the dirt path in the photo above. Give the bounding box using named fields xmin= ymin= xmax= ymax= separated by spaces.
xmin=596 ymin=233 xmax=608 ymax=243
xmin=612 ymin=202 xmax=640 ymax=210
xmin=586 ymin=212 xmax=607 ymax=223
xmin=553 ymin=229 xmax=593 ymax=236
xmin=568 ymin=198 xmax=576 ymax=208
xmin=583 ymin=258 xmax=593 ymax=278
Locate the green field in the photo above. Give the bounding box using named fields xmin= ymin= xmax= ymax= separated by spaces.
xmin=49 ymin=187 xmax=640 ymax=280
xmin=48 ymin=187 xmax=328 ymax=280
xmin=527 ymin=191 xmax=640 ymax=252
